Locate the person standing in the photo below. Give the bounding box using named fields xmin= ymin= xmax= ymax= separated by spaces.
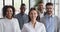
xmin=22 ymin=8 xmax=46 ymax=32
xmin=40 ymin=2 xmax=60 ymax=32
xmin=15 ymin=3 xmax=28 ymax=30
xmin=38 ymin=2 xmax=45 ymax=18
xmin=0 ymin=5 xmax=21 ymax=32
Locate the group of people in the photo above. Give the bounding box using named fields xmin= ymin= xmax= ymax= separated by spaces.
xmin=0 ymin=1 xmax=60 ymax=32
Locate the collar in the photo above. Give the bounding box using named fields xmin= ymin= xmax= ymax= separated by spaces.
xmin=29 ymin=21 xmax=38 ymax=26
xmin=45 ymin=14 xmax=54 ymax=18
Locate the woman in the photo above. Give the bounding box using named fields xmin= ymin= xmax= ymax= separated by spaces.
xmin=22 ymin=8 xmax=46 ymax=32
xmin=0 ymin=5 xmax=21 ymax=32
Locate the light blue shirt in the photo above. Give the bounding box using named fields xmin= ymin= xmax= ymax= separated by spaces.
xmin=45 ymin=15 xmax=55 ymax=32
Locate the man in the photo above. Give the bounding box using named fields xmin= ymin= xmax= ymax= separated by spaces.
xmin=40 ymin=2 xmax=60 ymax=32
xmin=38 ymin=2 xmax=45 ymax=18
xmin=15 ymin=3 xmax=28 ymax=30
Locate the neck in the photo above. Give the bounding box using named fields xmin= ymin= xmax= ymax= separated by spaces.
xmin=20 ymin=13 xmax=24 ymax=15
xmin=6 ymin=16 xmax=12 ymax=19
xmin=39 ymin=10 xmax=43 ymax=13
xmin=40 ymin=11 xmax=43 ymax=14
xmin=6 ymin=17 xmax=12 ymax=19
xmin=47 ymin=13 xmax=52 ymax=16
xmin=31 ymin=19 xmax=36 ymax=28
xmin=31 ymin=19 xmax=36 ymax=23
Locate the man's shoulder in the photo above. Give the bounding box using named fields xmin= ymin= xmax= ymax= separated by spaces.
xmin=40 ymin=16 xmax=46 ymax=22
xmin=16 ymin=13 xmax=28 ymax=16
xmin=52 ymin=15 xmax=59 ymax=18
xmin=15 ymin=13 xmax=21 ymax=17
xmin=24 ymin=14 xmax=28 ymax=16
xmin=40 ymin=16 xmax=46 ymax=19
xmin=15 ymin=13 xmax=21 ymax=16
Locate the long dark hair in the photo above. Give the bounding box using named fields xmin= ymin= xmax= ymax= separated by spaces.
xmin=28 ymin=8 xmax=40 ymax=22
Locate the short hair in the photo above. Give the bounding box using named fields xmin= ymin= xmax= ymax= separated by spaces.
xmin=2 ymin=5 xmax=15 ymax=17
xmin=21 ymin=3 xmax=26 ymax=7
xmin=39 ymin=2 xmax=43 ymax=3
xmin=38 ymin=1 xmax=43 ymax=5
xmin=46 ymin=2 xmax=53 ymax=6
xmin=28 ymin=8 xmax=40 ymax=22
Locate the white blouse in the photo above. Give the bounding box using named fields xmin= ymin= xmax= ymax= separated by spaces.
xmin=22 ymin=21 xmax=46 ymax=32
xmin=0 ymin=18 xmax=21 ymax=32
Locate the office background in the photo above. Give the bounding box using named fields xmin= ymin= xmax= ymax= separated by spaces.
xmin=0 ymin=0 xmax=60 ymax=18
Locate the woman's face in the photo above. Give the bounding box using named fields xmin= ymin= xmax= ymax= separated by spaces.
xmin=29 ymin=10 xmax=38 ymax=20
xmin=6 ymin=8 xmax=13 ymax=19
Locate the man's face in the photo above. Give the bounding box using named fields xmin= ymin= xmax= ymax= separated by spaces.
xmin=20 ymin=6 xmax=26 ymax=14
xmin=38 ymin=3 xmax=44 ymax=11
xmin=46 ymin=5 xmax=53 ymax=14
